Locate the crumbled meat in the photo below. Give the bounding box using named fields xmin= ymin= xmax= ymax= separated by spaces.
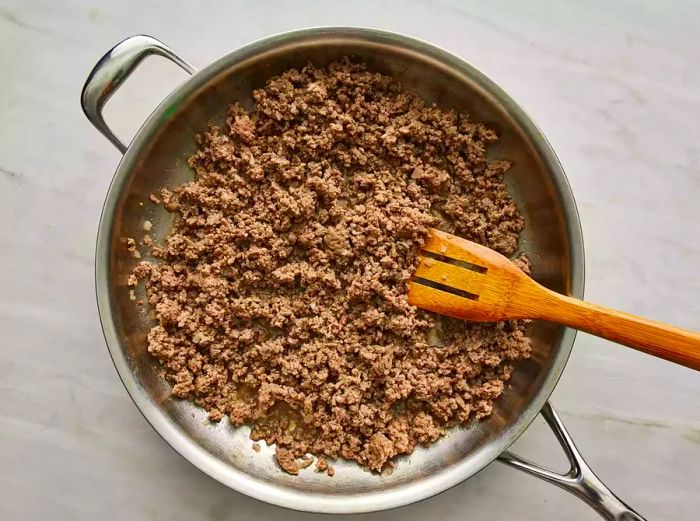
xmin=299 ymin=455 xmax=314 ymax=469
xmin=274 ymin=448 xmax=313 ymax=475
xmin=315 ymin=457 xmax=328 ymax=472
xmin=126 ymin=238 xmax=141 ymax=259
xmin=275 ymin=448 xmax=301 ymax=475
xmin=135 ymin=59 xmax=530 ymax=474
xmin=366 ymin=433 xmax=396 ymax=471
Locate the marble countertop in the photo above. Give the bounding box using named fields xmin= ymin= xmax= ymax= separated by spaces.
xmin=1 ymin=0 xmax=698 ymax=519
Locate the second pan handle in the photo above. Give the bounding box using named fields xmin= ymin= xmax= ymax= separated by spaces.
xmin=80 ymin=35 xmax=196 ymax=153
xmin=499 ymin=402 xmax=646 ymax=521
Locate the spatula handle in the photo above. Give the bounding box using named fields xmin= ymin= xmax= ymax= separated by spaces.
xmin=539 ymin=290 xmax=700 ymax=371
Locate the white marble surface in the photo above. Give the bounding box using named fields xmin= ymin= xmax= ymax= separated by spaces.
xmin=1 ymin=0 xmax=699 ymax=519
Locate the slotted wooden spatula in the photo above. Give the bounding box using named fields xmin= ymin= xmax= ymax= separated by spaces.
xmin=408 ymin=228 xmax=700 ymax=371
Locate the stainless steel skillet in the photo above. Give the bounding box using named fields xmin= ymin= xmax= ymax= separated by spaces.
xmin=82 ymin=28 xmax=645 ymax=519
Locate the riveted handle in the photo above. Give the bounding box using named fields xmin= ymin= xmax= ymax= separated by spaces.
xmin=80 ymin=35 xmax=196 ymax=153
xmin=499 ymin=402 xmax=647 ymax=521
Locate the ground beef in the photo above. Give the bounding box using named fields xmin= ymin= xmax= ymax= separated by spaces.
xmin=274 ymin=447 xmax=301 ymax=475
xmin=315 ymin=457 xmax=328 ymax=472
xmin=134 ymin=59 xmax=530 ymax=474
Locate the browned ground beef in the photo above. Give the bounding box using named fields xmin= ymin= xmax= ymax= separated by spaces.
xmin=132 ymin=59 xmax=530 ymax=475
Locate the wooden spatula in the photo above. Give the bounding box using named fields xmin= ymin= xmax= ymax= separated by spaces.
xmin=408 ymin=228 xmax=700 ymax=371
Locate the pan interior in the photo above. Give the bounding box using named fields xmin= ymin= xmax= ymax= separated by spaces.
xmin=98 ymin=28 xmax=582 ymax=512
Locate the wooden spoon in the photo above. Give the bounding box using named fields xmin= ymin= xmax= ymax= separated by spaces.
xmin=408 ymin=228 xmax=700 ymax=371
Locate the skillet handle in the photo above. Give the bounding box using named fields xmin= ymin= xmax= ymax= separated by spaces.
xmin=80 ymin=35 xmax=196 ymax=154
xmin=499 ymin=402 xmax=647 ymax=521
